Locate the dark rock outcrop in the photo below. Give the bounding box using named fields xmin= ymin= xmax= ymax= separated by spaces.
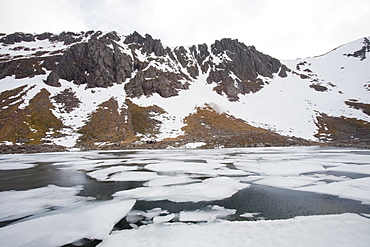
xmin=0 ymin=57 xmax=50 ymax=79
xmin=52 ymin=88 xmax=82 ymax=113
xmin=1 ymin=31 xmax=284 ymax=101
xmin=278 ymin=64 xmax=288 ymax=78
xmin=0 ymin=31 xmax=84 ymax=46
xmin=310 ymin=84 xmax=328 ymax=92
xmin=190 ymin=43 xmax=211 ymax=73
xmin=124 ymin=32 xmax=166 ymax=56
xmin=345 ymin=37 xmax=370 ymax=61
xmin=173 ymin=46 xmax=199 ymax=79
xmin=124 ymin=66 xmax=190 ymax=98
xmin=0 ymin=32 xmax=36 ymax=44
xmin=45 ymin=39 xmax=133 ymax=88
xmin=206 ymin=39 xmax=281 ymax=100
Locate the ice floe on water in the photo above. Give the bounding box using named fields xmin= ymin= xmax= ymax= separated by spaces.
xmin=234 ymin=160 xmax=326 ymax=176
xmin=105 ymin=171 xmax=167 ymax=182
xmin=0 ymin=199 xmax=135 ymax=247
xmin=0 ymin=161 xmax=36 ymax=170
xmin=0 ymin=146 xmax=370 ymax=246
xmin=144 ymin=160 xmax=224 ymax=174
xmin=99 ymin=213 xmax=370 ymax=247
xmin=254 ymin=176 xmax=321 ymax=189
xmin=114 ymin=177 xmax=249 ymax=202
xmin=86 ymin=165 xmax=138 ymax=181
xmin=143 ymin=176 xmax=198 ymax=187
xmin=0 ymin=185 xmax=88 ymax=222
xmin=297 ymin=177 xmax=370 ymax=204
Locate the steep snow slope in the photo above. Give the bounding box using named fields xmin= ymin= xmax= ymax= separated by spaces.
xmin=134 ymin=37 xmax=370 ymax=141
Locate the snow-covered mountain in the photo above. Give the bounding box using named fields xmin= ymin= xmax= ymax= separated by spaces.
xmin=0 ymin=31 xmax=369 ymax=152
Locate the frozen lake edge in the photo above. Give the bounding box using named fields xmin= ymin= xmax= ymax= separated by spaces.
xmin=0 ymin=146 xmax=369 ymax=246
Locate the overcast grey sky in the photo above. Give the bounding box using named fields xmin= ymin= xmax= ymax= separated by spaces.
xmin=0 ymin=0 xmax=369 ymax=59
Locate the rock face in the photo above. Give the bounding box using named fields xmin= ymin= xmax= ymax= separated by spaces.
xmin=0 ymin=31 xmax=284 ymax=101
xmin=124 ymin=32 xmax=166 ymax=56
xmin=45 ymin=39 xmax=133 ymax=88
xmin=345 ymin=37 xmax=370 ymax=60
xmin=0 ymin=57 xmax=48 ymax=79
xmin=207 ymin=39 xmax=281 ymax=101
xmin=0 ymin=31 xmax=89 ymax=80
xmin=0 ymin=31 xmax=85 ymax=45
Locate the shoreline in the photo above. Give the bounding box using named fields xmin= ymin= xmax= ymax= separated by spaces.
xmin=0 ymin=141 xmax=369 ymax=154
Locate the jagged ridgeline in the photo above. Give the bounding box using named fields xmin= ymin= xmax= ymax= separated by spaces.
xmin=0 ymin=31 xmax=286 ymax=100
xmin=0 ymin=31 xmax=369 ymax=151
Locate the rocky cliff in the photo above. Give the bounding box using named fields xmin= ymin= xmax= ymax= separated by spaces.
xmin=0 ymin=31 xmax=369 ymax=151
xmin=1 ymin=31 xmax=284 ymax=100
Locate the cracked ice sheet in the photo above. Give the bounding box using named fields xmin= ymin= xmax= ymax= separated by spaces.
xmin=54 ymin=158 xmax=127 ymax=171
xmin=0 ymin=153 xmax=40 ymax=170
xmin=326 ymin=164 xmax=370 ymax=175
xmin=253 ymin=176 xmax=322 ymax=189
xmin=98 ymin=213 xmax=370 ymax=247
xmin=0 ymin=185 xmax=89 ymax=222
xmin=144 ymin=176 xmax=199 ymax=187
xmin=108 ymin=171 xmax=168 ymax=182
xmin=114 ymin=177 xmax=249 ymax=202
xmin=0 ymin=199 xmax=135 ymax=247
xmin=0 ymin=151 xmax=105 ymax=171
xmin=87 ymin=166 xmax=139 ymax=181
xmin=234 ymin=160 xmax=326 ymax=176
xmin=297 ymin=177 xmax=370 ymax=205
xmin=0 ymin=161 xmax=36 ymax=170
xmin=144 ymin=161 xmax=224 ymax=174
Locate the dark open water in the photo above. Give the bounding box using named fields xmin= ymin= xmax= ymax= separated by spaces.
xmin=1 ymin=160 xmax=369 ymax=223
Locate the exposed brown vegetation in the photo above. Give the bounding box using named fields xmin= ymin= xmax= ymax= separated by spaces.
xmin=180 ymin=105 xmax=311 ymax=148
xmin=0 ymin=86 xmax=64 ymax=144
xmin=77 ymin=98 xmax=135 ymax=146
xmin=76 ymin=99 xmax=166 ymax=149
xmin=0 ymin=85 xmax=30 ymax=143
xmin=80 ymin=103 xmax=315 ymax=151
xmin=23 ymin=89 xmax=65 ymax=144
xmin=315 ymin=112 xmax=370 ymax=146
xmin=125 ymin=99 xmax=164 ymax=136
xmin=345 ymin=100 xmax=370 ymax=116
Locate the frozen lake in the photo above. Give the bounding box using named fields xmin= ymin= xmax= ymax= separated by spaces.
xmin=0 ymin=146 xmax=370 ymax=246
